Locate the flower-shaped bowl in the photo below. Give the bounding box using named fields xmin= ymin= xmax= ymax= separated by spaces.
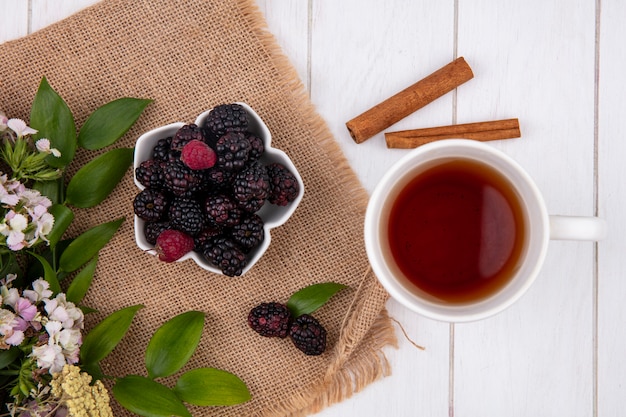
xmin=133 ymin=102 xmax=304 ymax=275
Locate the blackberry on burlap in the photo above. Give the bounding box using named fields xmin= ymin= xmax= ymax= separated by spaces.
xmin=247 ymin=302 xmax=292 ymax=338
xmin=133 ymin=189 xmax=169 ymax=222
xmin=203 ymin=103 xmax=249 ymax=144
xmin=203 ymin=237 xmax=247 ymax=277
xmin=289 ymin=314 xmax=327 ymax=356
xmin=168 ymin=197 xmax=206 ymax=236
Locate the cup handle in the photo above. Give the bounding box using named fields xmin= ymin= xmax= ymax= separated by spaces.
xmin=549 ymin=215 xmax=607 ymax=241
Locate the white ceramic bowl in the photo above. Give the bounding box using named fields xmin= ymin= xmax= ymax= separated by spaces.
xmin=133 ymin=102 xmax=304 ymax=275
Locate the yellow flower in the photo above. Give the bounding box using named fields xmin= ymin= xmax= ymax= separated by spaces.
xmin=50 ymin=364 xmax=113 ymax=417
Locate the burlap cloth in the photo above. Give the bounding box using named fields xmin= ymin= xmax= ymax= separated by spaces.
xmin=0 ymin=0 xmax=398 ymax=415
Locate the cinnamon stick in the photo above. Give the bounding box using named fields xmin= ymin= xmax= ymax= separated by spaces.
xmin=385 ymin=118 xmax=521 ymax=149
xmin=346 ymin=57 xmax=474 ymax=144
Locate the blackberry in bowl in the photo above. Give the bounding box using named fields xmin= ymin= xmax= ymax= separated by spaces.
xmin=133 ymin=102 xmax=304 ymax=276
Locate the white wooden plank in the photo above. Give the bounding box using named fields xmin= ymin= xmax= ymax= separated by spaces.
xmin=30 ymin=0 xmax=100 ymax=32
xmin=309 ymin=1 xmax=454 ymax=416
xmin=454 ymin=1 xmax=597 ymax=416
xmin=0 ymin=0 xmax=28 ymax=43
xmin=597 ymin=0 xmax=626 ymax=415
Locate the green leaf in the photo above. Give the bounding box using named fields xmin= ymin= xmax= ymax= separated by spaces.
xmin=286 ymin=282 xmax=348 ymax=318
xmin=30 ymin=77 xmax=76 ymax=167
xmin=66 ymin=254 xmax=98 ymax=304
xmin=46 ymin=204 xmax=74 ymax=249
xmin=0 ymin=252 xmax=20 ymax=283
xmin=113 ymin=375 xmax=191 ymax=417
xmin=78 ymin=98 xmax=152 ymax=150
xmin=59 ymin=217 xmax=124 ymax=273
xmin=80 ymin=304 xmax=143 ymax=364
xmin=29 ymin=252 xmax=61 ymax=294
xmin=145 ymin=311 xmax=205 ymax=379
xmin=65 ymin=148 xmax=133 ymax=208
xmin=33 ymin=178 xmax=65 ymax=205
xmin=80 ymin=305 xmax=99 ymax=315
xmin=174 ymin=368 xmax=251 ymax=406
xmin=0 ymin=347 xmax=22 ymax=369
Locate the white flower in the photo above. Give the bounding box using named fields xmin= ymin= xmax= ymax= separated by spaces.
xmin=31 ymin=342 xmax=66 ymax=374
xmin=0 ymin=308 xmax=23 ymax=346
xmin=44 ymin=294 xmax=84 ymax=330
xmin=16 ymin=188 xmax=52 ymax=209
xmin=56 ymin=328 xmax=82 ymax=364
xmin=23 ymin=279 xmax=53 ymax=303
xmin=33 ymin=320 xmax=82 ymax=372
xmin=0 ymin=211 xmax=28 ymax=250
xmin=0 ymin=174 xmax=20 ymax=206
xmin=6 ymin=118 xmax=37 ymax=137
xmin=0 ymin=309 xmax=16 ymax=335
xmin=4 ymin=328 xmax=24 ymax=345
xmin=1 ymin=285 xmax=19 ymax=308
xmin=35 ymin=138 xmax=61 ymax=157
xmin=34 ymin=211 xmax=54 ymax=242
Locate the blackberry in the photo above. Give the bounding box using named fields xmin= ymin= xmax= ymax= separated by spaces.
xmin=214 ymin=131 xmax=251 ymax=172
xmin=237 ymin=197 xmax=265 ymax=214
xmin=144 ymin=221 xmax=170 ymax=245
xmin=247 ymin=302 xmax=292 ymax=338
xmin=171 ymin=124 xmax=206 ymax=153
xmin=152 ymin=137 xmax=173 ymax=161
xmin=289 ymin=314 xmax=327 ymax=356
xmin=193 ymin=226 xmax=222 ymax=253
xmin=246 ymin=133 xmax=265 ymax=161
xmin=230 ymin=213 xmax=264 ymax=252
xmin=203 ymin=237 xmax=247 ymax=277
xmin=204 ymin=194 xmax=243 ymax=228
xmin=267 ymin=163 xmax=300 ymax=206
xmin=203 ymin=103 xmax=249 ymax=144
xmin=133 ymin=189 xmax=169 ymax=221
xmin=163 ymin=160 xmax=207 ymax=197
xmin=205 ymin=167 xmax=234 ymax=190
xmin=135 ymin=159 xmax=165 ymax=190
xmin=232 ymin=161 xmax=270 ymax=203
xmin=168 ymin=197 xmax=206 ymax=236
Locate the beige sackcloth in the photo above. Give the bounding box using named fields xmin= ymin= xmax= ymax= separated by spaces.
xmin=0 ymin=0 xmax=398 ymax=415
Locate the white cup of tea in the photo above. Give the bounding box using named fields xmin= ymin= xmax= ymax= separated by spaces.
xmin=364 ymin=139 xmax=607 ymax=322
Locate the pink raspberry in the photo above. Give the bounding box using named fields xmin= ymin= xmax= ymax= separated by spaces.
xmin=180 ymin=139 xmax=217 ymax=170
xmin=154 ymin=229 xmax=194 ymax=262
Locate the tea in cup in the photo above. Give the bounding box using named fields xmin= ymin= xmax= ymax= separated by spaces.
xmin=364 ymin=139 xmax=606 ymax=322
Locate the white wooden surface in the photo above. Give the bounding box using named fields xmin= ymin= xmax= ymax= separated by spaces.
xmin=2 ymin=1 xmax=625 ymax=416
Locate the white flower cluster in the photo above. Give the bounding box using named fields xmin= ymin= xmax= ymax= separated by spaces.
xmin=0 ymin=277 xmax=84 ymax=374
xmin=0 ymin=174 xmax=55 ymax=251
xmin=0 ymin=112 xmax=59 ymax=157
